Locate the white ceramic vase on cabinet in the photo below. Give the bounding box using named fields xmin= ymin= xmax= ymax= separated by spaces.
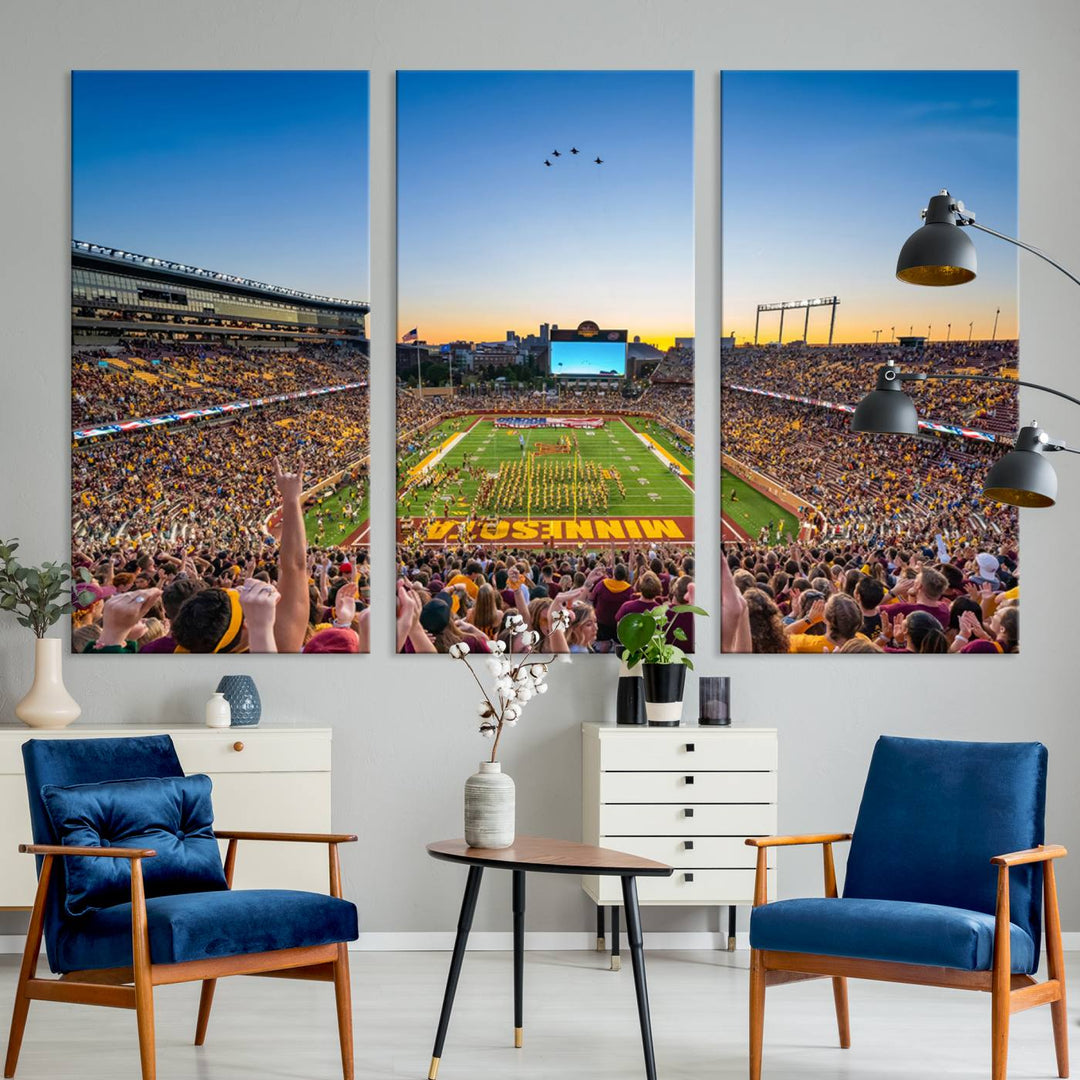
xmin=15 ymin=638 xmax=81 ymax=729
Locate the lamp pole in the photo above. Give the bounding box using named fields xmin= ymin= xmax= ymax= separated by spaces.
xmin=969 ymin=321 xmax=974 ymax=342
xmin=890 ymin=325 xmax=895 ymax=342
xmin=946 ymin=322 xmax=951 ymax=343
xmin=873 ymin=329 xmax=882 ymax=344
xmin=992 ymin=308 xmax=1000 ymax=342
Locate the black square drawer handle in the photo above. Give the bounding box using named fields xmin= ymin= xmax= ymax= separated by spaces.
xmin=684 ymin=873 xmax=695 ymax=883
xmin=685 ymin=742 xmax=695 ymax=752
xmin=684 ymin=808 xmax=694 ymax=818
xmin=684 ymin=775 xmax=695 ymax=785
xmin=684 ymin=840 xmax=694 ymax=850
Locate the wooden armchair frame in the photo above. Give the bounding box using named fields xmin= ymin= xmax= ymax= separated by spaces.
xmin=746 ymin=834 xmax=1069 ymax=1080
xmin=4 ymin=830 xmax=358 ymax=1080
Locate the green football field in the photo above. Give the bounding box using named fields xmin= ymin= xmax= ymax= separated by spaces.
xmin=304 ymin=481 xmax=370 ymax=546
xmin=720 ymin=467 xmax=799 ymax=541
xmin=398 ymin=417 xmax=694 ymax=519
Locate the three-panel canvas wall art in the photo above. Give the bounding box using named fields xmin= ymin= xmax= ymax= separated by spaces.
xmin=69 ymin=69 xmax=1019 ymax=656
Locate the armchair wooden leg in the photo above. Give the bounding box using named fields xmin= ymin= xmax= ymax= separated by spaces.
xmin=749 ymin=948 xmax=766 ymax=1080
xmin=4 ymin=856 xmax=52 ymax=1079
xmin=333 ymin=943 xmax=354 ymax=1080
xmin=1044 ymin=861 xmax=1069 ymax=1079
xmin=194 ymin=979 xmax=216 ymax=1046
xmin=831 ymin=977 xmax=851 ymax=1049
xmin=131 ymin=860 xmax=156 ymax=1080
xmin=991 ymin=865 xmax=1011 ymax=1080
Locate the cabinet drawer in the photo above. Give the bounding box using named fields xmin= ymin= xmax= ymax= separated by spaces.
xmin=599 ymin=731 xmax=776 ymax=772
xmin=601 ymin=771 xmax=775 ymax=804
xmin=600 ymin=802 xmax=775 ymax=837
xmin=173 ymin=730 xmax=331 ymax=774
xmin=601 ymin=836 xmax=772 ymax=870
xmin=590 ymin=868 xmax=775 ymax=906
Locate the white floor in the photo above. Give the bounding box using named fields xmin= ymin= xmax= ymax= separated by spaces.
xmin=0 ymin=950 xmax=1074 ymax=1079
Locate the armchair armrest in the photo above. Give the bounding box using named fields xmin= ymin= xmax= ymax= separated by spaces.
xmin=213 ymin=831 xmax=356 ymax=898
xmin=746 ymin=833 xmax=852 ymax=849
xmin=991 ymin=844 xmax=1067 ymax=867
xmin=746 ymin=834 xmax=852 ymax=908
xmin=19 ymin=843 xmax=157 ymax=859
xmin=213 ymin=831 xmax=358 ymax=844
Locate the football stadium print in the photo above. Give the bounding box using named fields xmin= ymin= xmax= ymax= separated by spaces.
xmin=395 ymin=72 xmax=695 ymax=655
xmin=721 ymin=71 xmax=1019 ymax=654
xmin=70 ymin=71 xmax=371 ymax=655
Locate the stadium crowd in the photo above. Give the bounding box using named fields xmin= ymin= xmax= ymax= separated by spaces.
xmin=71 ymin=456 xmax=371 ymax=655
xmin=73 ymin=342 xmax=368 ymax=426
xmin=395 ymin=540 xmax=695 ymax=655
xmin=722 ymin=340 xmax=1019 ymax=435
xmin=719 ymin=535 xmax=1017 ymax=655
xmin=721 ymin=389 xmax=1017 ymax=550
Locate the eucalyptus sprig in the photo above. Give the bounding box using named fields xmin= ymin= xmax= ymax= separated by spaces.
xmin=0 ymin=539 xmax=95 ymax=638
xmin=617 ymin=601 xmax=709 ymax=670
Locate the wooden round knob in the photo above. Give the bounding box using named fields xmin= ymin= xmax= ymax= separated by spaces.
xmin=232 ymin=741 xmax=245 ymax=752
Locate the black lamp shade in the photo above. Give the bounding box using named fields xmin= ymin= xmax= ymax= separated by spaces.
xmin=896 ymin=192 xmax=977 ymax=286
xmin=983 ymin=432 xmax=1058 ymax=508
xmin=851 ymin=387 xmax=920 ymax=435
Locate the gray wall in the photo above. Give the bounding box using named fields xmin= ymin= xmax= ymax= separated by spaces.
xmin=1 ymin=0 xmax=1078 ymax=939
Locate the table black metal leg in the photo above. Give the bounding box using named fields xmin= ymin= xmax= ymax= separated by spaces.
xmin=596 ymin=903 xmax=606 ymax=951
xmin=610 ymin=903 xmax=621 ymax=971
xmin=512 ymin=870 xmax=525 ymax=1049
xmin=429 ymin=865 xmax=483 ymax=1080
xmin=621 ymin=875 xmax=658 ymax=1080
xmin=728 ymin=904 xmax=737 ymax=952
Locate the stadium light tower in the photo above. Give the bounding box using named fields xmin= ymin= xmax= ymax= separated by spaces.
xmin=851 ymin=360 xmax=1080 ymax=507
xmin=873 ymin=329 xmax=882 ymax=344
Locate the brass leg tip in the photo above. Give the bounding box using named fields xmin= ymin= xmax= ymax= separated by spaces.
xmin=728 ymin=936 xmax=737 ymax=952
xmin=595 ymin=937 xmax=605 ymax=951
xmin=428 ymin=1057 xmax=440 ymax=1079
xmin=610 ymin=955 xmax=621 ymax=972
xmin=514 ymin=1027 xmax=523 ymax=1048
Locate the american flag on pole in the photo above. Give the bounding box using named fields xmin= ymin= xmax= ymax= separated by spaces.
xmin=402 ymin=327 xmax=418 ymax=343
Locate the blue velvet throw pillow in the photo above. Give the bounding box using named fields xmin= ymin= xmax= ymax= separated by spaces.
xmin=41 ymin=774 xmax=228 ymax=917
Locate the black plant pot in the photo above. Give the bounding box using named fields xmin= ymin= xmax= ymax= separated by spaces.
xmin=641 ymin=663 xmax=686 ymax=726
xmin=616 ymin=657 xmax=647 ymax=725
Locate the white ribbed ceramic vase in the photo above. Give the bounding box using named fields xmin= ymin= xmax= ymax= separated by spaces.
xmin=204 ymin=692 xmax=231 ymax=729
xmin=464 ymin=761 xmax=515 ymax=849
xmin=15 ymin=638 xmax=81 ymax=729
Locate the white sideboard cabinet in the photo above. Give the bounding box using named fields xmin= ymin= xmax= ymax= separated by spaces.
xmin=582 ymin=722 xmax=778 ymax=966
xmin=0 ymin=726 xmax=334 ymax=907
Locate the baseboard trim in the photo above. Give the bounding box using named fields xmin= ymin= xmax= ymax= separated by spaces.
xmin=351 ymin=931 xmax=753 ymax=952
xmin=3 ymin=931 xmax=1079 ymax=954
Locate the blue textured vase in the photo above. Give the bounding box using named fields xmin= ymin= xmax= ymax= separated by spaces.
xmin=216 ymin=675 xmax=261 ymax=727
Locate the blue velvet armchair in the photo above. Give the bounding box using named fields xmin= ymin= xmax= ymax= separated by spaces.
xmin=4 ymin=735 xmax=359 ymax=1080
xmin=747 ymin=736 xmax=1068 ymax=1080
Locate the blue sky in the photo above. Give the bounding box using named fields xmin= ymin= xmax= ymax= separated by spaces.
xmin=550 ymin=339 xmax=627 ymax=377
xmin=72 ymin=71 xmax=369 ymax=299
xmin=397 ymin=71 xmax=694 ymax=347
xmin=722 ymin=71 xmax=1018 ymax=343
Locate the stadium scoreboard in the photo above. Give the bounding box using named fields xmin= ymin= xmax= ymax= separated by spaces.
xmin=549 ymin=322 xmax=627 ymax=379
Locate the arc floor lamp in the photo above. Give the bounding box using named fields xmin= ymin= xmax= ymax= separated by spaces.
xmin=852 ymin=189 xmax=1080 ymax=508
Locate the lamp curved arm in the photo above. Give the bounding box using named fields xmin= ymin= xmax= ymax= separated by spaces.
xmin=887 ymin=368 xmax=1080 ymax=413
xmin=962 ymin=219 xmax=1080 ymax=290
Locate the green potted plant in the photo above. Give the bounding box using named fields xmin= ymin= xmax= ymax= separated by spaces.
xmin=0 ymin=539 xmax=92 ymax=728
xmin=618 ymin=601 xmax=708 ymax=726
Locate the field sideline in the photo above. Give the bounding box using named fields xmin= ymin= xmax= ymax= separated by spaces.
xmin=720 ymin=467 xmax=799 ymax=543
